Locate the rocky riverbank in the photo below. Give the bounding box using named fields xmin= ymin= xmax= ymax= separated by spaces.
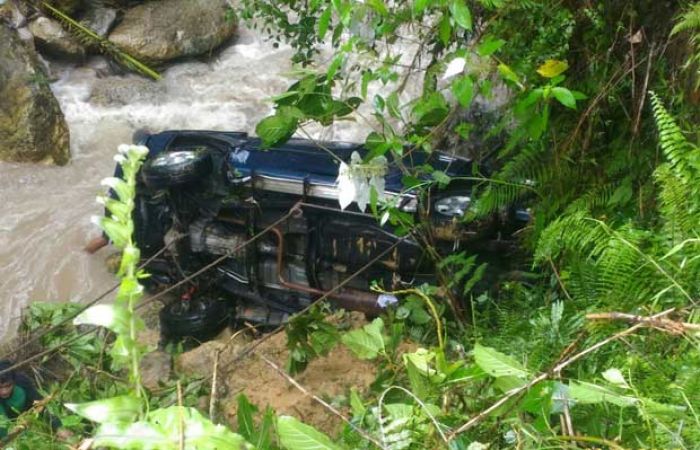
xmin=0 ymin=0 xmax=238 ymax=164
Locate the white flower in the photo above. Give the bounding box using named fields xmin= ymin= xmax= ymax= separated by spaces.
xmin=100 ymin=177 xmax=121 ymax=189
xmin=442 ymin=57 xmax=466 ymax=80
xmin=129 ymin=145 xmax=149 ymax=159
xmin=117 ymin=144 xmax=130 ymax=155
xmin=377 ymin=294 xmax=398 ymax=308
xmin=337 ymin=162 xmax=356 ymax=210
xmin=113 ymin=154 xmax=126 ymax=164
xmin=336 ymin=152 xmax=388 ymax=212
xmin=354 ymin=177 xmax=370 ymax=212
xmin=95 ymin=195 xmax=106 ymax=205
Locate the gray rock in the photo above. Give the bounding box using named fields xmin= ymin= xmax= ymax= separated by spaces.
xmin=141 ymin=350 xmax=172 ymax=391
xmin=0 ymin=1 xmax=29 ymax=29
xmin=0 ymin=23 xmax=70 ymax=165
xmin=80 ymin=3 xmax=117 ymax=38
xmin=45 ymin=0 xmax=83 ymax=15
xmin=28 ymin=16 xmax=85 ymax=60
xmin=108 ymin=0 xmax=237 ymax=63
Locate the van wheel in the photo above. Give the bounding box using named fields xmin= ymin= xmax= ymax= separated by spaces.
xmin=141 ymin=148 xmax=212 ymax=189
xmin=159 ymin=296 xmax=230 ymax=343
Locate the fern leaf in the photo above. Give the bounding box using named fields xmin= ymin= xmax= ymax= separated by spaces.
xmin=671 ymin=2 xmax=700 ymax=35
xmin=41 ymin=2 xmax=161 ymax=80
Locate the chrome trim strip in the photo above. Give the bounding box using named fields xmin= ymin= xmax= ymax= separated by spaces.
xmin=250 ymin=174 xmax=418 ymax=212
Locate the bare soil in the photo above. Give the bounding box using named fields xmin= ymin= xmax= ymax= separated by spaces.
xmin=219 ymin=317 xmax=377 ymax=436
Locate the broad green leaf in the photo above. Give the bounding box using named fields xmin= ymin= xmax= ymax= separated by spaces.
xmin=438 ymin=14 xmax=452 ymax=45
xmin=318 ymin=7 xmax=332 ymax=40
xmin=349 ymin=388 xmax=366 ymax=417
xmin=536 ymin=59 xmax=569 ymax=78
xmin=73 ymin=304 xmax=130 ymax=335
xmin=341 ymin=317 xmax=385 ymax=359
xmin=386 ymin=92 xmax=401 ymax=119
xmin=412 ymin=0 xmax=429 ymax=15
xmin=473 ymin=343 xmax=530 ymax=379
xmin=403 ymin=348 xmax=446 ymax=384
xmin=551 ymin=87 xmax=576 ymax=109
xmin=93 ymin=406 xmax=252 ymax=449
xmin=256 ymin=112 xmax=299 ymax=148
xmin=450 ymin=0 xmax=472 ymax=30
xmin=366 ymin=0 xmax=388 ymax=15
xmin=568 ymin=381 xmax=637 ymax=407
xmin=277 ymin=415 xmax=342 ymax=450
xmin=326 ymin=54 xmax=344 ymax=81
xmin=361 ymin=70 xmax=372 ymax=98
xmin=65 ymin=395 xmax=141 ymax=424
xmin=497 ymin=63 xmax=522 ymax=88
xmin=452 ymin=75 xmax=474 ymax=107
xmin=432 ymin=170 xmax=451 ymax=187
xmin=477 ymin=37 xmax=505 ymax=56
xmin=412 ymin=92 xmax=449 ymax=126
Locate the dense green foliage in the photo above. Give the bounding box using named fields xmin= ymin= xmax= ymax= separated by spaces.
xmin=241 ymin=0 xmax=700 ymax=448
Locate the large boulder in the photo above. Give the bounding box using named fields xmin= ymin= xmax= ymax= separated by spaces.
xmin=28 ymin=16 xmax=85 ymax=59
xmin=0 ymin=22 xmax=70 ymax=165
xmin=108 ymin=0 xmax=236 ymax=64
xmin=46 ymin=0 xmax=83 ymax=16
xmin=80 ymin=3 xmax=117 ymax=39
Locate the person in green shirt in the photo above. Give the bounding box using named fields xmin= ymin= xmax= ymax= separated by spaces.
xmin=0 ymin=360 xmax=71 ymax=440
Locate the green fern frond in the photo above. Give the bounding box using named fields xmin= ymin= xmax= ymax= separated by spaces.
xmin=649 ymin=92 xmax=697 ymax=181
xmin=654 ymin=165 xmax=697 ymax=240
xmin=471 ymin=145 xmax=548 ymax=219
xmin=41 ymin=2 xmax=161 ymax=80
xmin=671 ymin=2 xmax=700 ymax=35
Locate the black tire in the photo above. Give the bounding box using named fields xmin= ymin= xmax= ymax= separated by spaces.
xmin=141 ymin=148 xmax=212 ymax=189
xmin=159 ymin=297 xmax=230 ymax=342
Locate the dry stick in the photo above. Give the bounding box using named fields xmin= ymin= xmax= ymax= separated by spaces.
xmin=632 ymin=41 xmax=656 ymax=136
xmin=208 ymin=327 xmax=252 ymax=422
xmin=586 ymin=311 xmax=700 ymax=334
xmin=445 ymin=308 xmax=676 ymax=442
xmin=548 ymin=258 xmax=573 ymax=302
xmin=259 ymin=354 xmax=385 ymax=449
xmin=209 ymin=350 xmax=221 ymax=423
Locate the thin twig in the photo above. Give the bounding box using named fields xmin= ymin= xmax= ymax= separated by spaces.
xmin=209 ymin=326 xmax=251 ymax=422
xmin=259 ymin=354 xmax=385 ymax=449
xmin=548 ymin=258 xmax=573 ymax=302
xmin=586 ymin=311 xmax=700 ymax=334
xmin=209 ymin=351 xmax=220 ymax=423
xmin=446 ymin=308 xmax=675 ymax=441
